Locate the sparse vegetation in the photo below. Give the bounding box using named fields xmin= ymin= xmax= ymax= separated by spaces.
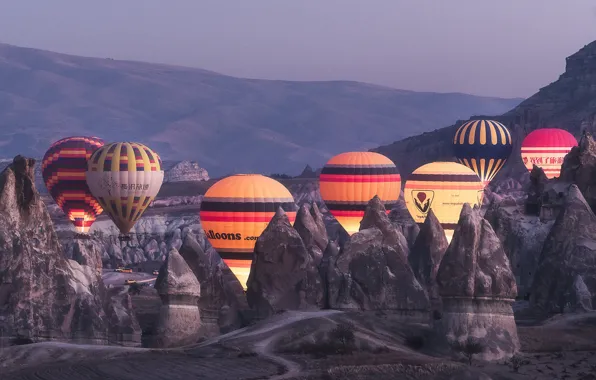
xmin=451 ymin=337 xmax=486 ymax=366
xmin=329 ymin=323 xmax=356 ymax=354
xmin=9 ymin=334 xmax=34 ymax=346
xmin=404 ymin=334 xmax=425 ymax=350
xmin=128 ymin=282 xmax=142 ymax=295
xmin=278 ymin=322 xmax=357 ymax=358
xmin=508 ymin=354 xmax=530 ymax=373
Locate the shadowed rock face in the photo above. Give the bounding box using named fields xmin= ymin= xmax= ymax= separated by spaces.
xmin=153 ymin=248 xmax=202 ymax=348
xmin=531 ymin=185 xmax=596 ymax=314
xmin=389 ymin=196 xmax=420 ymax=247
xmin=325 ymin=199 xmax=429 ymax=317
xmin=178 ymin=232 xmax=248 ymax=335
xmin=0 ymin=156 xmax=110 ymax=343
xmin=294 ymin=202 xmax=328 ymax=267
xmin=327 ymin=227 xmax=429 ymax=316
xmin=409 ymin=209 xmax=448 ymax=308
xmin=485 ymin=197 xmax=552 ymax=300
xmin=435 ymin=203 xmax=519 ymax=361
xmin=560 ymin=133 xmax=596 ymax=212
xmin=360 ymin=196 xmax=411 ymax=260
xmin=438 ymin=204 xmax=517 ymax=299
xmin=246 ymin=208 xmax=323 ymax=319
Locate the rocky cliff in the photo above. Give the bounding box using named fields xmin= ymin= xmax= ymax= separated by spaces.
xmin=0 ymin=157 xmax=108 ymax=343
xmin=530 ymin=185 xmax=596 ymax=314
xmin=435 ymin=204 xmax=519 ymax=361
xmin=372 ymin=42 xmax=596 ymax=187
xmin=163 ymin=160 xmax=210 ymax=182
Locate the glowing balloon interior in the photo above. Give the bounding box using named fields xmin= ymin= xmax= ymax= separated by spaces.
xmin=319 ymin=151 xmax=400 ymax=235
xmin=404 ymin=161 xmax=484 ymax=243
xmin=520 ymin=128 xmax=577 ymax=179
xmin=42 ymin=136 xmax=105 ymax=234
xmin=200 ymin=174 xmax=298 ymax=290
xmin=453 ymin=119 xmax=512 ymax=187
xmin=86 ymin=142 xmax=164 ymax=235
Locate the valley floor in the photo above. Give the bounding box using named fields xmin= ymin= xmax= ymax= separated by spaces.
xmin=2 ymin=311 xmax=596 ymax=380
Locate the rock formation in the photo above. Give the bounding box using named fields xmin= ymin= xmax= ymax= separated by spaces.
xmin=435 ymin=203 xmax=519 ymax=361
xmin=164 ymin=160 xmax=209 ymax=182
xmin=178 ymin=232 xmax=248 ymax=335
xmin=104 ymin=288 xmax=142 ymax=346
xmin=153 ymin=248 xmax=202 ymax=348
xmin=69 ymin=238 xmax=141 ymax=346
xmin=560 ymin=132 xmax=596 ymax=212
xmin=409 ymin=209 xmax=448 ymax=311
xmin=326 ymin=198 xmax=429 ymax=319
xmin=360 ymin=196 xmax=411 ymax=260
xmin=531 ymin=185 xmax=596 ymax=313
xmin=294 ymin=202 xmax=328 ymax=267
xmin=0 ymin=156 xmax=111 ymax=344
xmin=389 ymin=196 xmax=420 ymax=247
xmin=246 ymin=208 xmax=323 ymax=319
xmin=485 ymin=196 xmax=553 ymax=299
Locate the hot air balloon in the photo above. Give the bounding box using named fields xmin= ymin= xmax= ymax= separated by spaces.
xmin=520 ymin=128 xmax=577 ymax=179
xmin=404 ymin=161 xmax=483 ymax=243
xmin=319 ymin=152 xmax=400 ymax=235
xmin=200 ymin=174 xmax=298 ymax=289
xmin=85 ymin=142 xmax=164 ymax=237
xmin=453 ymin=119 xmax=513 ymax=187
xmin=42 ymin=136 xmax=105 ymax=236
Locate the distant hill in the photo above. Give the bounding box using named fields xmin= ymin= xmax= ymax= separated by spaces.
xmin=373 ymin=41 xmax=596 ymax=184
xmin=0 ymin=43 xmax=522 ymax=176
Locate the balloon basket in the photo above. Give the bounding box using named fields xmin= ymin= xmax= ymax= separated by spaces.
xmin=118 ymin=234 xmax=132 ymax=242
xmin=73 ymin=233 xmax=92 ymax=240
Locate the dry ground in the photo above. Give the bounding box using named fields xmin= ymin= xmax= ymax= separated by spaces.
xmin=2 ymin=311 xmax=595 ymax=380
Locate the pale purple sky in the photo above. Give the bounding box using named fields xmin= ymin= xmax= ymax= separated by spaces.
xmin=0 ymin=0 xmax=595 ymax=98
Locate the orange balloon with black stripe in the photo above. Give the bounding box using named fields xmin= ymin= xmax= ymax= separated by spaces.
xmin=199 ymin=174 xmax=298 ymax=290
xmin=319 ymin=152 xmax=401 ymax=235
xmin=404 ymin=161 xmax=483 ymax=243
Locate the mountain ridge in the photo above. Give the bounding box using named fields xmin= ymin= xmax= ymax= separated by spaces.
xmin=372 ymin=40 xmax=596 ymax=184
xmin=0 ymin=42 xmax=521 ymax=176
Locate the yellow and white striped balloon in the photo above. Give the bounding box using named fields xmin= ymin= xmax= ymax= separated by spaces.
xmin=85 ymin=142 xmax=164 ymax=234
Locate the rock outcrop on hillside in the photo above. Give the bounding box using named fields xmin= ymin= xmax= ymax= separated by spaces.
xmin=246 ymin=208 xmax=323 ymax=319
xmin=560 ymin=132 xmax=596 ymax=212
xmin=409 ymin=209 xmax=448 ymax=310
xmin=152 ymin=248 xmax=202 ymax=348
xmin=372 ymin=41 xmax=596 ymax=189
xmin=178 ymin=233 xmax=248 ymax=335
xmin=531 ymin=185 xmax=596 ymax=313
xmin=163 ymin=160 xmax=209 ymax=182
xmin=0 ymin=156 xmax=112 ymax=344
xmin=326 ymin=198 xmax=429 ymax=318
xmin=435 ymin=204 xmax=519 ymax=361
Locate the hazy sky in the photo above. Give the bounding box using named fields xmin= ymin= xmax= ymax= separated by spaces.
xmin=0 ymin=0 xmax=595 ymax=98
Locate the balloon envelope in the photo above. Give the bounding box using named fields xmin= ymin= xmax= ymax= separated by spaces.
xmin=404 ymin=161 xmax=483 ymax=243
xmin=42 ymin=136 xmax=105 ymax=234
xmin=520 ymin=128 xmax=577 ymax=179
xmin=319 ymin=152 xmax=401 ymax=235
xmin=200 ymin=174 xmax=298 ymax=289
xmin=86 ymin=142 xmax=164 ymax=234
xmin=453 ymin=120 xmax=512 ymax=186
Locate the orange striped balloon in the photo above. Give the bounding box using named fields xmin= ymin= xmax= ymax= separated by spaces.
xmin=42 ymin=136 xmax=105 ymax=234
xmin=200 ymin=174 xmax=298 ymax=290
xmin=404 ymin=161 xmax=483 ymax=243
xmin=319 ymin=152 xmax=401 ymax=235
